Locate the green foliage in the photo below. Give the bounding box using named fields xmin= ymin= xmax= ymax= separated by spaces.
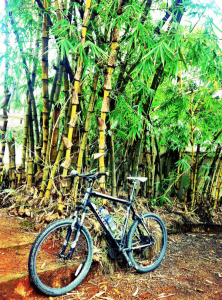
xmin=1 ymin=0 xmax=222 ymax=207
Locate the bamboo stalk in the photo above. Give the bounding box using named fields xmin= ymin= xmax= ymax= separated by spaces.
xmin=44 ymin=100 xmax=72 ymax=199
xmin=190 ymin=93 xmax=195 ymax=208
xmin=39 ymin=119 xmax=53 ymax=197
xmin=20 ymin=14 xmax=42 ymax=181
xmin=50 ymin=104 xmax=61 ymax=164
xmin=42 ymin=0 xmax=49 ymax=163
xmin=72 ymin=69 xmax=100 ymax=202
xmin=27 ymin=158 xmax=34 ymax=186
xmin=149 ymin=135 xmax=154 ymax=200
xmin=193 ymin=144 xmax=200 ymax=199
xmin=26 ymin=123 xmax=30 ymax=163
xmin=202 ymin=143 xmax=221 ymax=197
xmin=21 ymin=100 xmax=30 ymax=182
xmin=48 ymin=53 xmax=61 ymax=114
xmin=209 ymin=156 xmax=222 ymax=201
xmin=214 ymin=160 xmax=222 ymax=209
xmin=62 ymin=0 xmax=92 ymax=194
xmin=8 ymin=8 xmax=40 ymax=145
xmin=7 ymin=140 xmax=12 ymax=187
xmin=175 ymin=149 xmax=182 ymax=199
xmin=198 ymin=129 xmax=222 ymax=168
xmin=49 ymin=56 xmax=65 ymax=164
xmin=98 ymin=0 xmax=126 ymax=193
xmin=0 ymin=7 xmax=11 ymax=177
xmin=10 ymin=137 xmax=16 ymax=189
xmin=110 ymin=118 xmax=117 ymax=197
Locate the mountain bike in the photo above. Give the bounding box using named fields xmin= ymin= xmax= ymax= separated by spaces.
xmin=28 ymin=171 xmax=167 ymax=296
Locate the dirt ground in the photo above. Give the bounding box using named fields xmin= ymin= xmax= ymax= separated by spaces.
xmin=0 ymin=211 xmax=221 ymax=300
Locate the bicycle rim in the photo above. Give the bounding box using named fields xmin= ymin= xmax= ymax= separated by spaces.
xmin=34 ymin=223 xmax=90 ymax=290
xmin=128 ymin=214 xmax=167 ymax=272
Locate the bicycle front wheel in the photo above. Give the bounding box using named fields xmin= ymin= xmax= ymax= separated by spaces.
xmin=28 ymin=219 xmax=93 ymax=296
xmin=126 ymin=213 xmax=167 ymax=273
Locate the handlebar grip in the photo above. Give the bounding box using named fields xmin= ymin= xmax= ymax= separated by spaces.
xmin=99 ymin=172 xmax=109 ymax=176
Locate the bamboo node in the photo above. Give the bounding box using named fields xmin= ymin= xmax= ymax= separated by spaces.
xmin=83 ymin=8 xmax=90 ymax=26
xmin=74 ymin=66 xmax=83 ymax=82
xmin=61 ymin=135 xmax=73 ymax=149
xmin=101 ymin=97 xmax=110 ymax=113
xmin=92 ymin=152 xmax=106 ymax=160
xmin=104 ymin=73 xmax=112 ymax=91
xmin=107 ymin=50 xmax=116 ymax=67
xmin=71 ymin=88 xmax=79 ymax=105
xmin=68 ymin=113 xmax=80 ymax=128
xmin=61 ymin=157 xmax=72 ymax=169
xmin=97 ymin=116 xmax=107 ymax=131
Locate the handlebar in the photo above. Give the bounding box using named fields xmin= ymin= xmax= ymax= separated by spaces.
xmin=65 ymin=171 xmax=109 ymax=181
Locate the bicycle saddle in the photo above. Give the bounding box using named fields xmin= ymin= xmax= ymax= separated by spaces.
xmin=127 ymin=177 xmax=148 ymax=182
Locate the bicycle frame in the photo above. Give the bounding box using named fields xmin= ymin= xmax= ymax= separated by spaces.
xmin=60 ymin=179 xmax=151 ymax=268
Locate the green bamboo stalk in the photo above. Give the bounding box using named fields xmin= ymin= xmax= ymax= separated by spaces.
xmin=20 ymin=14 xmax=42 ymax=181
xmin=209 ymin=155 xmax=222 ymax=201
xmin=10 ymin=137 xmax=16 ymax=189
xmin=49 ymin=57 xmax=65 ymax=164
xmin=149 ymin=135 xmax=154 ymax=199
xmin=21 ymin=100 xmax=30 ymax=182
xmin=26 ymin=124 xmax=30 ymax=163
xmin=27 ymin=158 xmax=34 ymax=186
xmin=29 ymin=100 xmax=35 ymax=159
xmin=44 ymin=100 xmax=72 ymax=199
xmin=7 ymin=140 xmax=12 ymax=187
xmin=0 ymin=6 xmax=11 ymax=177
xmin=214 ymin=160 xmax=222 ymax=209
xmin=202 ymin=143 xmax=221 ymax=197
xmin=190 ymin=94 xmax=195 ymax=209
xmin=48 ymin=53 xmax=61 ymax=114
xmin=8 ymin=7 xmax=40 ymax=145
xmin=50 ymin=104 xmax=61 ymax=165
xmin=176 ymin=149 xmax=182 ymax=200
xmin=193 ymin=144 xmax=200 ymax=199
xmin=39 ymin=120 xmax=53 ymax=197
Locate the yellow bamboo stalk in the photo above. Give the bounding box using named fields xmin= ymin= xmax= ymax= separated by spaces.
xmin=72 ymin=69 xmax=99 ymax=202
xmin=42 ymin=0 xmax=49 ymax=163
xmin=61 ymin=0 xmax=92 ymax=193
xmin=98 ymin=0 xmax=125 ymax=193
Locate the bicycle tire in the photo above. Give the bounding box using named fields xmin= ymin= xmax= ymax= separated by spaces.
xmin=28 ymin=219 xmax=93 ymax=296
xmin=126 ymin=213 xmax=167 ymax=273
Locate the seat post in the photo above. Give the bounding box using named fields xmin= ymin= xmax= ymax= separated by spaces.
xmin=129 ymin=181 xmax=138 ymax=203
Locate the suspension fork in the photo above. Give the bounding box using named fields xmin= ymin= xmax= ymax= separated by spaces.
xmin=59 ymin=207 xmax=87 ymax=259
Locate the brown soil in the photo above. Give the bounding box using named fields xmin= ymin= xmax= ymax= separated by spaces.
xmin=0 ymin=211 xmax=221 ymax=300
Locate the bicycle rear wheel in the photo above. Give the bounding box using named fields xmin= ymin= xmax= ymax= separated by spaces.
xmin=28 ymin=219 xmax=93 ymax=296
xmin=126 ymin=213 xmax=167 ymax=273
